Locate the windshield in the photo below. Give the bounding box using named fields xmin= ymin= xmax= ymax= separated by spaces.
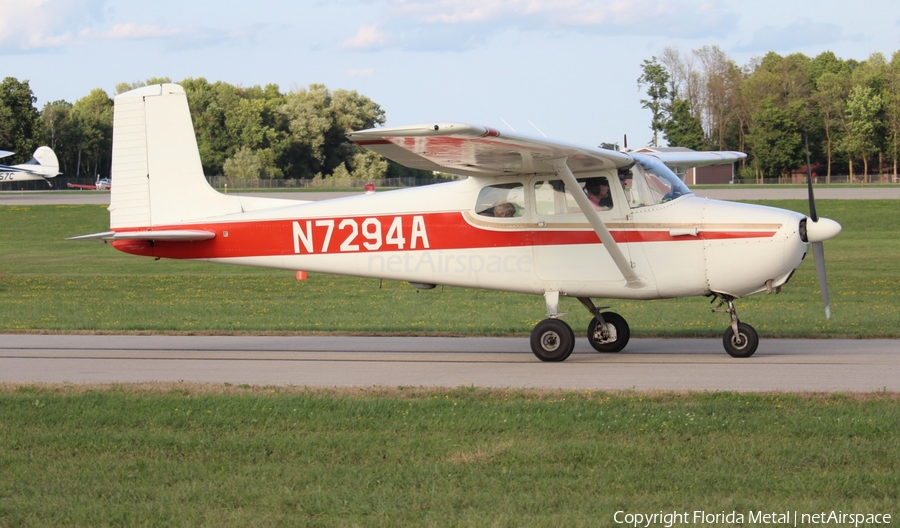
xmin=622 ymin=154 xmax=692 ymax=208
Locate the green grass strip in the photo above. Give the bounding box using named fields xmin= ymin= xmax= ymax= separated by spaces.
xmin=0 ymin=385 xmax=897 ymax=526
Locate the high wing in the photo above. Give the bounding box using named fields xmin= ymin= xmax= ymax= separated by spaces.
xmin=347 ymin=123 xmax=634 ymax=178
xmin=0 ymin=151 xmax=13 ymax=159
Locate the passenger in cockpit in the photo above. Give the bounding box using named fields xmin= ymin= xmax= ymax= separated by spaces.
xmin=492 ymin=202 xmax=516 ymax=217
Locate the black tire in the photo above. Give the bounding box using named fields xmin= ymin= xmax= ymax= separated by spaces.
xmin=723 ymin=322 xmax=759 ymax=358
xmin=530 ymin=319 xmax=575 ymax=362
xmin=587 ymin=312 xmax=630 ymax=353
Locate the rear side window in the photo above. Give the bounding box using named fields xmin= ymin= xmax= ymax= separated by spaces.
xmin=475 ymin=183 xmax=525 ymax=218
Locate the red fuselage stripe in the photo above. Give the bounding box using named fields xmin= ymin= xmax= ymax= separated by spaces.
xmin=110 ymin=212 xmax=776 ymax=259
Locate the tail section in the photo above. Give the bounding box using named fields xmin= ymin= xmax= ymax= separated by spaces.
xmin=28 ymin=147 xmax=60 ymax=177
xmin=110 ymin=84 xmax=244 ymax=229
xmin=2 ymin=146 xmax=60 ymax=180
xmin=109 ymin=84 xmax=305 ymax=230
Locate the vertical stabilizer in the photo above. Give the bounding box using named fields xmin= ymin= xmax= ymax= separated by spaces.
xmin=109 ymin=84 xmax=241 ymax=229
xmin=31 ymin=147 xmax=60 ymax=176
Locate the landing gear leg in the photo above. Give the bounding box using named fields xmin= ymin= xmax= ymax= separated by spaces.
xmin=712 ymin=295 xmax=759 ymax=358
xmin=578 ymin=297 xmax=630 ymax=353
xmin=530 ymin=291 xmax=575 ymax=362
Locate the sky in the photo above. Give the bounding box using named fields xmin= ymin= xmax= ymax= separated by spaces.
xmin=2 ymin=0 xmax=899 ymax=148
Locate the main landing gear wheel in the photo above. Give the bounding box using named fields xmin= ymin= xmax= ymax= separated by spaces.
xmin=587 ymin=312 xmax=630 ymax=353
xmin=723 ymin=322 xmax=759 ymax=358
xmin=530 ymin=319 xmax=575 ymax=362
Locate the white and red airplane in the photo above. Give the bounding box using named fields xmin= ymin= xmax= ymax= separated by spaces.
xmin=71 ymin=84 xmax=841 ymax=361
xmin=67 ymin=178 xmax=112 ymax=191
xmin=0 ymin=147 xmax=60 ymax=186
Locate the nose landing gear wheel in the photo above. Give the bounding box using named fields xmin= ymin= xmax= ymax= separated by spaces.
xmin=587 ymin=312 xmax=630 ymax=353
xmin=530 ymin=319 xmax=575 ymax=362
xmin=723 ymin=322 xmax=758 ymax=358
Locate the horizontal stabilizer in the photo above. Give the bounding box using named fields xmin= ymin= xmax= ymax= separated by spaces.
xmin=67 ymin=231 xmax=116 ymax=241
xmin=68 ymin=230 xmax=216 ymax=241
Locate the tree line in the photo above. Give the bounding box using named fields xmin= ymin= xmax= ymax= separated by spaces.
xmin=0 ymin=76 xmax=429 ymax=182
xmin=638 ymin=47 xmax=900 ymax=182
xmin=4 ymin=49 xmax=899 ymax=184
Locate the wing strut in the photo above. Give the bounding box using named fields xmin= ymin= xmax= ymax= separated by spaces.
xmin=548 ymin=158 xmax=646 ymax=289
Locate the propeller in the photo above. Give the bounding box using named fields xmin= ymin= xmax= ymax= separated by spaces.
xmin=804 ymin=135 xmax=839 ymax=319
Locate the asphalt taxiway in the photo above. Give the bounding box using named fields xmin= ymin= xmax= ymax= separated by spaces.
xmin=2 ymin=335 xmax=897 ymax=391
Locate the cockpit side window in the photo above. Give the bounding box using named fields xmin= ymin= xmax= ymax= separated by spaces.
xmin=475 ymin=183 xmax=525 ymax=218
xmin=534 ymin=180 xmax=568 ymax=215
xmin=533 ymin=177 xmax=614 ymax=215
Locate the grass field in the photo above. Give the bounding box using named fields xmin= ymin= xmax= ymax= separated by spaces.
xmin=1 ymin=385 xmax=897 ymax=526
xmin=1 ymin=199 xmax=898 ymax=337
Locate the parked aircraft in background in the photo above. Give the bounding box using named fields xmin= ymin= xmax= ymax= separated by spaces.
xmin=71 ymin=84 xmax=841 ymax=361
xmin=0 ymin=147 xmax=61 ymax=186
xmin=67 ymin=178 xmax=112 ymax=190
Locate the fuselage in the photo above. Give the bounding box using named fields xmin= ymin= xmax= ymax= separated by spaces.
xmin=0 ymin=169 xmax=43 ymax=182
xmin=110 ymin=174 xmax=809 ymax=301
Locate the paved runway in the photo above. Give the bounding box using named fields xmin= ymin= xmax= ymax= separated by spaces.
xmin=2 ymin=334 xmax=897 ymax=392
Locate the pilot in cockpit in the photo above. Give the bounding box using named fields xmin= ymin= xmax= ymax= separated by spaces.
xmin=584 ymin=178 xmax=613 ymax=210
